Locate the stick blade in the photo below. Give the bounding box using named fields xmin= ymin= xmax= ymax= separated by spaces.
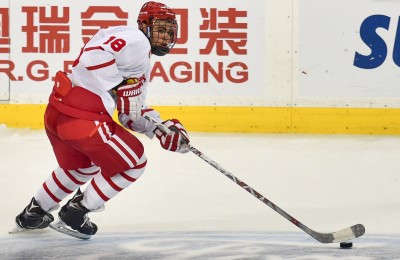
xmin=311 ymin=224 xmax=365 ymax=244
xmin=332 ymin=223 xmax=365 ymax=243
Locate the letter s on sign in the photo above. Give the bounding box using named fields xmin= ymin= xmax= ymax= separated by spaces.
xmin=353 ymin=15 xmax=390 ymax=69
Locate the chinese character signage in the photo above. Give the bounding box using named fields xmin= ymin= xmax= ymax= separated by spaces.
xmin=0 ymin=1 xmax=265 ymax=105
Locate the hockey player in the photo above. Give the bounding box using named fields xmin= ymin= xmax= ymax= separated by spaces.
xmin=13 ymin=1 xmax=189 ymax=238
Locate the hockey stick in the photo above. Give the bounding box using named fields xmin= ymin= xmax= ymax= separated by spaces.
xmin=145 ymin=115 xmax=366 ymax=244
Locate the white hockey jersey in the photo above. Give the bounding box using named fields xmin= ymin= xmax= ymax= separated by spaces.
xmin=68 ymin=26 xmax=152 ymax=117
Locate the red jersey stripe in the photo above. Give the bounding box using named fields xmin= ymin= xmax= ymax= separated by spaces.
xmin=86 ymin=59 xmax=115 ymax=71
xmin=84 ymin=46 xmax=104 ymax=52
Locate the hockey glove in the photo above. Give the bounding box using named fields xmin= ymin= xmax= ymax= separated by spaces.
xmin=119 ymin=107 xmax=161 ymax=139
xmin=116 ymin=78 xmax=143 ymax=121
xmin=155 ymin=119 xmax=190 ymax=153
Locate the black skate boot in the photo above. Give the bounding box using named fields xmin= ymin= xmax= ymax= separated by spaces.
xmin=58 ymin=189 xmax=98 ymax=236
xmin=15 ymin=197 xmax=54 ymax=229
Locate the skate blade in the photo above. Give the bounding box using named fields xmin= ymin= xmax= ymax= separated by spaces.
xmin=9 ymin=223 xmax=52 ymax=235
xmin=9 ymin=224 xmax=29 ymax=234
xmin=50 ymin=220 xmax=91 ymax=240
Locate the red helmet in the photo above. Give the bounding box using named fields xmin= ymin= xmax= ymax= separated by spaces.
xmin=137 ymin=2 xmax=178 ymax=56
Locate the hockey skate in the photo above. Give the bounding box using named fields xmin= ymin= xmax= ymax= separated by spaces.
xmin=50 ymin=189 xmax=98 ymax=240
xmin=10 ymin=197 xmax=56 ymax=234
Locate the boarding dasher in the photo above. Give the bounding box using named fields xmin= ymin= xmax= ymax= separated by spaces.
xmin=11 ymin=2 xmax=189 ymax=239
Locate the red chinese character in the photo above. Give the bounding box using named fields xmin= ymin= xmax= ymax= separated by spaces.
xmin=81 ymin=6 xmax=128 ymax=44
xmin=199 ymin=8 xmax=248 ymax=56
xmin=169 ymin=8 xmax=188 ymax=55
xmin=22 ymin=6 xmax=70 ymax=53
xmin=0 ymin=8 xmax=10 ymax=53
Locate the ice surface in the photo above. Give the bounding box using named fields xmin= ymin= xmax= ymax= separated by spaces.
xmin=0 ymin=125 xmax=399 ymax=259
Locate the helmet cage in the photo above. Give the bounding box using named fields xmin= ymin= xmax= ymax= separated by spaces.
xmin=137 ymin=2 xmax=178 ymax=56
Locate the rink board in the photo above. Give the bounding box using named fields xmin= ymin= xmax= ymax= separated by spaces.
xmin=1 ymin=104 xmax=400 ymax=135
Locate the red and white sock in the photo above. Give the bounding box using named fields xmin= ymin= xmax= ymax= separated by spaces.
xmin=35 ymin=165 xmax=99 ymax=211
xmin=82 ymin=159 xmax=147 ymax=210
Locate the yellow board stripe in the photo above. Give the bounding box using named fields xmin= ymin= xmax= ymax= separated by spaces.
xmin=1 ymin=104 xmax=400 ymax=134
xmin=292 ymin=107 xmax=400 ymax=135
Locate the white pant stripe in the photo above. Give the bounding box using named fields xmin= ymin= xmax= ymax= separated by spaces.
xmin=108 ymin=141 xmax=135 ymax=168
xmin=96 ymin=122 xmax=139 ymax=168
xmin=102 ymin=122 xmax=112 ymax=139
xmin=113 ymin=135 xmax=141 ymax=162
xmin=95 ymin=121 xmax=108 ymax=143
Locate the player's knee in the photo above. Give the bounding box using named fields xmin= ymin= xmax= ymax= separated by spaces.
xmin=74 ymin=165 xmax=101 ymax=176
xmin=55 ymin=165 xmax=99 ymax=181
xmin=107 ymin=154 xmax=146 ymax=188
xmin=127 ymin=153 xmax=147 ymax=180
xmin=108 ymin=152 xmax=147 ymax=178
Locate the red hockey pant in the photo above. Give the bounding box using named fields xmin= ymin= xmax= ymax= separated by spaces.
xmin=44 ymin=104 xmax=146 ymax=177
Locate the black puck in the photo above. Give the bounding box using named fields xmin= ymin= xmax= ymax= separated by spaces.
xmin=340 ymin=242 xmax=353 ymax=248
